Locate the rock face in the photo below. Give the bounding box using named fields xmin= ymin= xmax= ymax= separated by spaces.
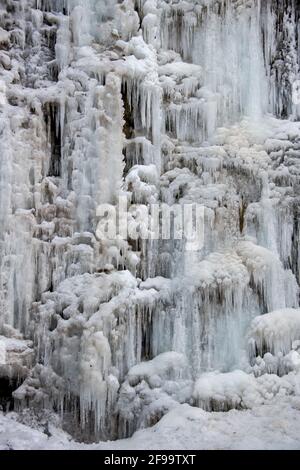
xmin=0 ymin=0 xmax=300 ymax=442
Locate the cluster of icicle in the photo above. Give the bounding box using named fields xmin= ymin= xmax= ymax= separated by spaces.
xmin=0 ymin=0 xmax=300 ymax=441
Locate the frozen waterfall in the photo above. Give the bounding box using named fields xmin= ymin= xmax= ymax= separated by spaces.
xmin=1 ymin=0 xmax=300 ymax=444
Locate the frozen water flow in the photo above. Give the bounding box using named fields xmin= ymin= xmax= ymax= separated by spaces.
xmin=0 ymin=0 xmax=300 ymax=445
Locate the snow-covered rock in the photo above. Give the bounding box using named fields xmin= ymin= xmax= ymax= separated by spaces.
xmin=0 ymin=0 xmax=300 ymax=447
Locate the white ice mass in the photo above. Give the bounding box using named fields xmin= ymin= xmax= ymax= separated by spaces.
xmin=0 ymin=0 xmax=300 ymax=450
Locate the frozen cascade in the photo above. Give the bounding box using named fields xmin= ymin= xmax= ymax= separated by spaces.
xmin=0 ymin=0 xmax=300 ymax=443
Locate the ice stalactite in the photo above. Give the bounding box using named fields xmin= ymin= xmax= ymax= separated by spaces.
xmin=0 ymin=0 xmax=300 ymax=442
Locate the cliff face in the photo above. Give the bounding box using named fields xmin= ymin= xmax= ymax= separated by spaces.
xmin=1 ymin=0 xmax=300 ymax=443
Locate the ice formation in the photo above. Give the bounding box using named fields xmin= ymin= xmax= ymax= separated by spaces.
xmin=0 ymin=0 xmax=300 ymax=445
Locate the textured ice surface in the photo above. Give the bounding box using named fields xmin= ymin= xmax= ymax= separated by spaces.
xmin=0 ymin=0 xmax=300 ymax=447
xmin=248 ymin=308 xmax=300 ymax=357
